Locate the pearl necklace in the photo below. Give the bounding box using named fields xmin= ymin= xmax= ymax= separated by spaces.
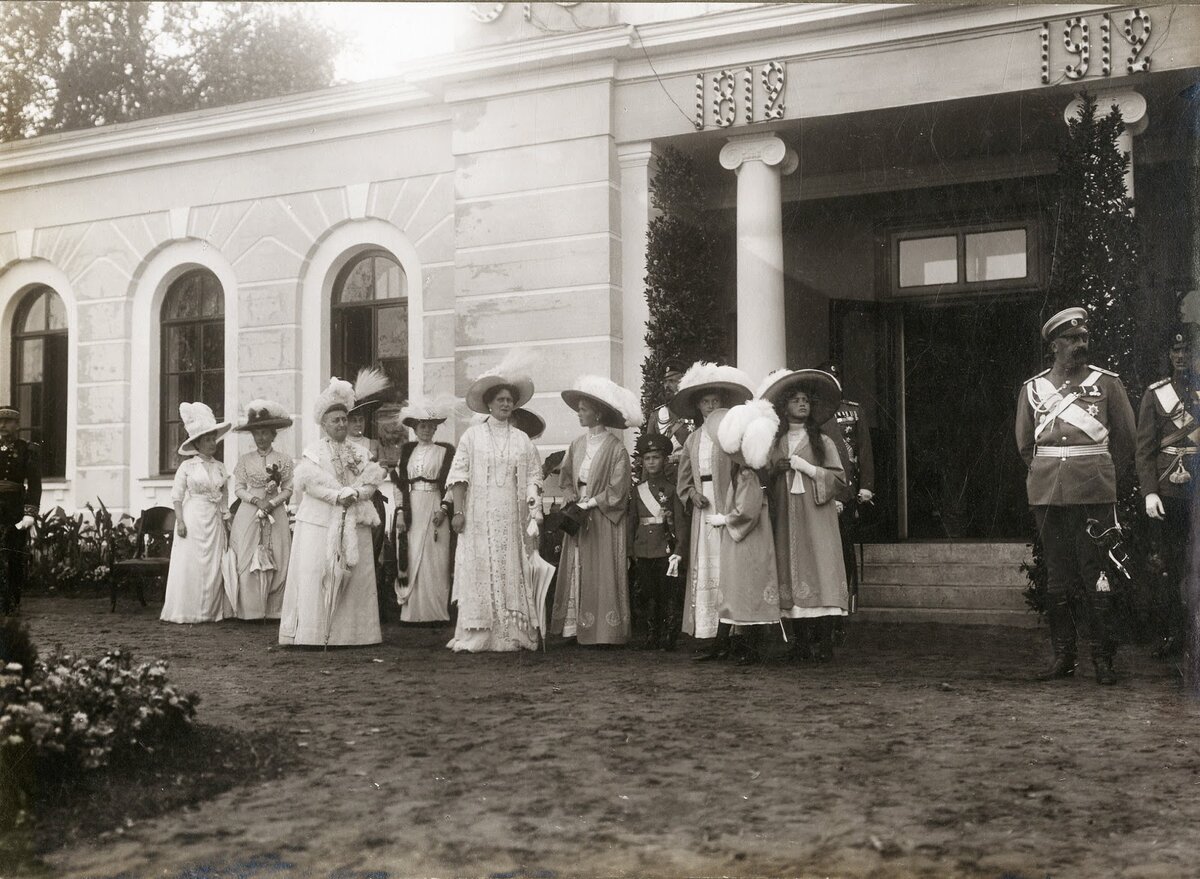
xmin=486 ymin=419 xmax=513 ymax=486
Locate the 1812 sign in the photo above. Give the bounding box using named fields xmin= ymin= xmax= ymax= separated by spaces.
xmin=1039 ymin=8 xmax=1152 ymax=83
xmin=692 ymin=61 xmax=786 ymax=130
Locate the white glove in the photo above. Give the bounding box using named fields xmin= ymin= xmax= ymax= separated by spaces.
xmin=790 ymin=455 xmax=818 ymax=478
xmin=1145 ymin=493 xmax=1165 ymax=520
xmin=708 ymin=514 xmax=727 ymax=527
xmin=15 ymin=515 xmax=34 ymax=531
xmin=666 ymin=554 xmax=681 ymax=578
xmin=526 ymin=518 xmax=540 ymax=538
xmin=337 ymin=487 xmax=357 ymax=502
xmin=858 ymin=489 xmax=874 ymax=504
xmin=835 ymin=501 xmax=844 ymax=514
xmin=579 ymin=497 xmax=599 ymax=511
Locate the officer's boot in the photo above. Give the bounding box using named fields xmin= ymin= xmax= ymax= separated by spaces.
xmin=1035 ymin=596 xmax=1077 ymax=680
xmin=788 ymin=619 xmax=811 ymax=662
xmin=1092 ymin=653 xmax=1117 ymax=685
xmin=694 ymin=623 xmax=732 ymax=661
xmin=814 ymin=617 xmax=835 ymax=663
xmin=735 ymin=626 xmax=764 ymax=666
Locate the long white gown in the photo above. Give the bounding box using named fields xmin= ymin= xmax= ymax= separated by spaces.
xmin=445 ymin=419 xmax=543 ymax=652
xmin=397 ymin=442 xmax=452 ymax=622
xmin=279 ymin=438 xmax=385 ymax=647
xmin=161 ymin=456 xmax=233 ymax=624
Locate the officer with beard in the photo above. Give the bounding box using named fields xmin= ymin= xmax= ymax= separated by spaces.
xmin=1015 ymin=307 xmax=1136 ymax=685
xmin=1136 ymin=322 xmax=1199 ymax=659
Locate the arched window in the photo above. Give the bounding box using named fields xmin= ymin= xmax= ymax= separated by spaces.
xmin=10 ymin=286 xmax=68 ymax=477
xmin=331 ymin=251 xmax=408 ymax=423
xmin=160 ymin=269 xmax=224 ymax=473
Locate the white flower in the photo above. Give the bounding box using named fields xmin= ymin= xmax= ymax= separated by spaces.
xmin=71 ymin=711 xmax=89 ymax=731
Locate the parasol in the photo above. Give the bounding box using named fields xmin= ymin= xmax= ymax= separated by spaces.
xmin=528 ymin=551 xmax=557 ymax=652
xmin=250 ymin=510 xmax=277 ymax=618
xmin=322 ymin=508 xmax=352 ymax=648
xmin=221 ymin=545 xmax=239 ymax=614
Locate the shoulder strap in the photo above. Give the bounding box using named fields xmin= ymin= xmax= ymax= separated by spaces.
xmin=637 ymin=482 xmax=664 ymax=519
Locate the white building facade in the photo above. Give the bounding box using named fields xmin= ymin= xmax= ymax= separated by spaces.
xmin=0 ymin=2 xmax=1196 ymax=554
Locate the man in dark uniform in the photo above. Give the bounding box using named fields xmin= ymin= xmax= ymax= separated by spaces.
xmin=818 ymin=361 xmax=875 ymax=624
xmin=1015 ymin=307 xmax=1136 ymax=685
xmin=645 ymin=360 xmax=694 ymax=478
xmin=1136 ymin=323 xmax=1199 ymax=658
xmin=627 ymin=432 xmax=685 ymax=650
xmin=0 ymin=405 xmax=41 ymax=615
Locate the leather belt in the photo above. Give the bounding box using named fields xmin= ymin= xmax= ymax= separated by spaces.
xmin=700 ymin=475 xmax=713 ymax=483
xmin=1034 ymin=443 xmax=1108 ymax=459
xmin=410 ymin=483 xmax=440 ymax=492
xmin=1162 ymin=446 xmax=1197 ymax=456
xmin=0 ymin=480 xmax=22 ymax=492
xmin=640 ymin=516 xmax=664 ymax=525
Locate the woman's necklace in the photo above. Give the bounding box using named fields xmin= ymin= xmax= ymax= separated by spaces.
xmin=487 ymin=419 xmax=512 ymax=486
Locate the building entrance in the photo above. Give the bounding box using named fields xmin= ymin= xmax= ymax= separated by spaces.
xmin=900 ymin=300 xmax=1041 ymax=539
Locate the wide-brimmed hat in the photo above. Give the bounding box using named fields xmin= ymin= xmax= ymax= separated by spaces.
xmin=465 ymin=350 xmax=536 ymax=414
xmin=178 ymin=402 xmax=232 ymax=456
xmin=511 ymin=407 xmax=546 ymax=440
xmin=759 ymin=368 xmax=842 ymax=425
xmin=561 ymin=375 xmax=644 ymax=430
xmin=668 ymin=362 xmax=753 ymax=418
xmin=313 ymin=368 xmax=391 ymax=424
xmin=400 ymin=394 xmax=453 ymax=429
xmin=234 ymin=399 xmax=293 ymax=432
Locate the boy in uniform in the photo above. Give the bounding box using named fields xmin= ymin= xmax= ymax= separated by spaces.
xmin=628 ymin=433 xmax=685 ymax=650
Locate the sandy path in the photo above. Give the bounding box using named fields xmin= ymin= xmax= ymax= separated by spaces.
xmin=16 ymin=595 xmax=1200 ymax=879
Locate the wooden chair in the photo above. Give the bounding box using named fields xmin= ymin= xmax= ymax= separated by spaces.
xmin=109 ymin=507 xmax=175 ymax=612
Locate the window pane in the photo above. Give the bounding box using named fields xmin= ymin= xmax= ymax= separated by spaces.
xmin=16 ymin=385 xmax=32 ymax=424
xmin=201 ymin=275 xmax=223 ymax=318
xmin=380 ymin=358 xmax=408 ymax=401
xmin=166 ymin=325 xmax=198 ymax=372
xmin=965 ymin=229 xmax=1027 ymax=283
xmin=175 ymin=372 xmax=197 ymax=405
xmin=21 ymin=291 xmax=46 ymax=333
xmin=899 ymin=236 xmax=957 ymax=288
xmin=374 ymin=258 xmax=405 ymax=300
xmin=19 ymin=338 xmax=43 ymax=383
xmin=201 ymin=322 xmax=224 ymax=369
xmin=46 ymin=290 xmax=67 ymax=330
xmin=337 ymin=258 xmax=374 ymax=303
xmin=201 ymin=370 xmax=224 ymax=415
xmin=376 ymin=303 xmax=407 ymax=358
xmin=339 ymin=307 xmax=374 ymax=377
xmin=164 ymin=275 xmax=201 ymax=320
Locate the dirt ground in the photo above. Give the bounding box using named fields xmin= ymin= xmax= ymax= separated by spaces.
xmin=11 ymin=595 xmax=1200 ymax=879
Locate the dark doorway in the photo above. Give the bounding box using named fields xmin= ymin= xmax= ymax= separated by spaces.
xmin=901 ymin=299 xmax=1041 ymax=538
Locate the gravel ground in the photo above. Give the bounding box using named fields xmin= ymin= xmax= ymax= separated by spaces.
xmin=12 ymin=594 xmax=1200 ymax=879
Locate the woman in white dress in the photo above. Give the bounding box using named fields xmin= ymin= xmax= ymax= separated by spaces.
xmin=229 ymin=400 xmax=294 ymax=620
xmin=551 ymin=375 xmax=643 ymax=646
xmin=391 ymin=397 xmax=456 ymax=623
xmin=446 ymin=353 xmax=544 ymax=652
xmin=279 ymin=371 xmax=388 ymax=647
xmin=161 ymin=402 xmax=233 ymax=624
xmin=671 ymin=362 xmax=754 ymax=659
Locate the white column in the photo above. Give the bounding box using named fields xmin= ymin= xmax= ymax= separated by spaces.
xmin=1066 ymin=89 xmax=1148 ymax=204
xmin=617 ymin=142 xmax=657 ymax=401
xmin=719 ymin=132 xmax=798 ymax=384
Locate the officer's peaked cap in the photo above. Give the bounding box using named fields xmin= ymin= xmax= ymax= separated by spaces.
xmin=1041 ymin=307 xmax=1089 ymax=341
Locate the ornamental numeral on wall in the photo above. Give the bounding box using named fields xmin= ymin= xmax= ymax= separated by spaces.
xmin=694 ymin=61 xmax=786 ymax=130
xmin=1039 ymin=9 xmax=1151 ymax=84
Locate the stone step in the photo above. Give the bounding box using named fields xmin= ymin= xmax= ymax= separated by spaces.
xmin=861 ymin=542 xmax=1032 ymax=566
xmin=856 ymin=606 xmax=1040 ymax=628
xmin=861 ymin=562 xmax=1029 ymax=587
xmin=860 ymin=583 xmax=1029 ymax=612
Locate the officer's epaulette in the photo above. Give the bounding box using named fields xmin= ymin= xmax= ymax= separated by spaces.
xmin=1148 ymin=377 xmax=1171 ymax=390
xmin=1024 ymin=368 xmax=1050 ymax=385
xmin=1089 ymin=365 xmax=1119 ymax=377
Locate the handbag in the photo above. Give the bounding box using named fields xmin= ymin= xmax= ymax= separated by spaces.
xmin=558 ymin=502 xmax=587 ymax=537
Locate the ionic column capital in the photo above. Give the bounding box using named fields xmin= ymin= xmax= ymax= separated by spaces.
xmin=1066 ymin=89 xmax=1148 ymax=135
xmin=719 ymin=132 xmax=798 ymax=175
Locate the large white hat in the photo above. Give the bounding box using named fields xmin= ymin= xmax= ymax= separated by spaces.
xmin=717 ymin=398 xmax=781 ymax=469
xmin=178 ymin=402 xmax=232 ymax=456
xmin=313 ymin=368 xmax=391 ymax=425
xmin=758 ymin=368 xmax=842 ymax=425
xmin=465 ymin=349 xmax=536 ymax=414
xmin=234 ymin=399 xmax=293 ymax=432
xmin=561 ymin=375 xmax=645 ymax=430
xmin=668 ymin=361 xmax=754 ymax=418
xmin=399 ymin=394 xmax=456 ymax=428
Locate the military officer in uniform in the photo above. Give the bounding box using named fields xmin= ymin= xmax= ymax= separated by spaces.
xmin=645 ymin=360 xmax=694 ymax=476
xmin=0 ymin=405 xmax=41 ymax=614
xmin=1015 ymin=307 xmax=1136 ymax=685
xmin=818 ymin=361 xmax=875 ymax=624
xmin=1136 ymin=323 xmax=1199 ymax=658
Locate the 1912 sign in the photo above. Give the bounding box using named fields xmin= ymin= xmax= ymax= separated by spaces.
xmin=1039 ymin=9 xmax=1152 ymax=83
xmin=693 ymin=61 xmax=786 ymax=130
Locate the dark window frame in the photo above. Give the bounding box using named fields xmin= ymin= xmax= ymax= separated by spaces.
xmin=10 ymin=285 xmax=68 ymax=477
xmin=887 ymin=218 xmax=1042 ymax=301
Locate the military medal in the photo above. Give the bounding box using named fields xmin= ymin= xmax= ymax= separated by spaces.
xmin=1086 ymin=404 xmax=1099 ymax=417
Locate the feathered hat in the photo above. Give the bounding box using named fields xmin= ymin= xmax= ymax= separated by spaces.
xmin=561 ymin=375 xmax=645 ymax=430
xmin=313 ymin=368 xmax=391 ymax=425
xmin=668 ymin=361 xmax=753 ymax=418
xmin=178 ymin=401 xmax=232 ymax=456
xmin=465 ymin=349 xmax=536 ymax=414
xmin=717 ymin=398 xmax=781 ymax=469
xmin=234 ymin=399 xmax=293 ymax=432
xmin=399 ymin=393 xmax=456 ymax=429
xmin=758 ymin=368 xmax=842 ymax=425
xmin=347 ymin=367 xmax=393 ymax=418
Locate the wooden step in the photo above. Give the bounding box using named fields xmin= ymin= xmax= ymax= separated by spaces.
xmin=861 ymin=562 xmax=1029 ymax=587
xmin=861 ymin=542 xmax=1032 ymax=566
xmin=856 ymin=606 xmax=1040 ymax=628
xmin=860 ymin=583 xmax=1029 ymax=612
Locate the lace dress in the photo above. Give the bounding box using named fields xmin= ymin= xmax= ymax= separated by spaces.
xmin=230 ymin=449 xmax=293 ymax=620
xmin=161 ymin=456 xmax=232 ymax=624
